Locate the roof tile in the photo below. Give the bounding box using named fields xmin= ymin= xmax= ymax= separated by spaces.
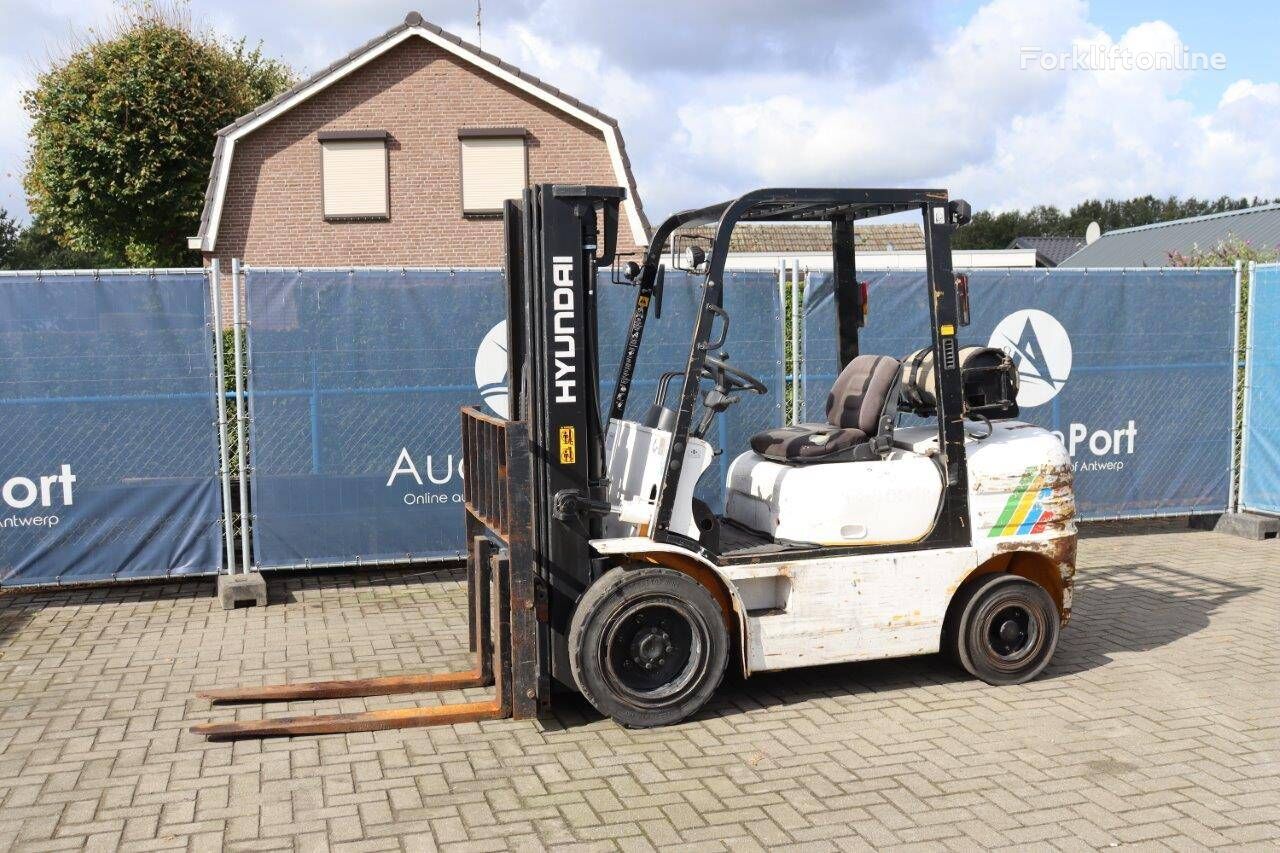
xmin=676 ymin=222 xmax=925 ymax=254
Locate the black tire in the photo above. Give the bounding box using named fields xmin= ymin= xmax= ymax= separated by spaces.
xmin=950 ymin=573 xmax=1059 ymax=686
xmin=569 ymin=567 xmax=729 ymax=728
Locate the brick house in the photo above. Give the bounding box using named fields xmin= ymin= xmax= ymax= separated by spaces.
xmin=190 ymin=11 xmax=649 ymax=311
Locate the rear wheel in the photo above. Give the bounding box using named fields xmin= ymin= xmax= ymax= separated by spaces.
xmin=950 ymin=573 xmax=1059 ymax=686
xmin=569 ymin=567 xmax=729 ymax=728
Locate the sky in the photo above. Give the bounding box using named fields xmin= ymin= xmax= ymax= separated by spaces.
xmin=1 ymin=0 xmax=1278 ymax=227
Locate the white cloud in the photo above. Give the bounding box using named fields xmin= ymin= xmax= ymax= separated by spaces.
xmin=0 ymin=0 xmax=120 ymax=220
xmin=660 ymin=1 xmax=1280 ymax=216
xmin=0 ymin=55 xmax=33 ymax=217
xmin=949 ymin=18 xmax=1280 ymax=211
xmin=0 ymin=0 xmax=1277 ymax=226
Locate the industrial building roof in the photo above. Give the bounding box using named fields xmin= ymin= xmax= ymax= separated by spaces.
xmin=1059 ymin=203 xmax=1280 ymax=267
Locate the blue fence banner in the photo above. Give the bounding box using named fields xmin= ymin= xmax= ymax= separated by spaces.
xmin=802 ymin=268 xmax=1237 ymax=519
xmin=1240 ymin=263 xmax=1280 ymax=515
xmin=243 ymin=268 xmax=783 ymax=569
xmin=0 ymin=272 xmax=223 ymax=586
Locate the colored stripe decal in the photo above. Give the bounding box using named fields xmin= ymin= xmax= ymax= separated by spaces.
xmin=1030 ymin=510 xmax=1054 ymax=535
xmin=989 ymin=469 xmax=1056 ymax=538
xmin=1003 ymin=482 xmax=1043 ymax=537
xmin=990 ymin=469 xmax=1036 ymax=535
xmin=1016 ymin=488 xmax=1053 ymax=535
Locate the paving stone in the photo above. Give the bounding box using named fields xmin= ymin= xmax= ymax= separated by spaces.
xmin=1 ymin=526 xmax=1278 ymax=849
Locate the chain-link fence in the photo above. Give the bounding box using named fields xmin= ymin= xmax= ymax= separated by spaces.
xmin=797 ymin=267 xmax=1240 ymax=520
xmin=5 ymin=258 xmax=1249 ymax=587
xmin=0 ymin=269 xmax=225 ymax=586
xmin=238 ymin=266 xmax=785 ymax=571
xmin=1239 ymin=262 xmax=1280 ymax=515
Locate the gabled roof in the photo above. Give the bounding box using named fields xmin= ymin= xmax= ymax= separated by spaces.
xmin=676 ymin=222 xmax=925 ymax=253
xmin=189 ymin=11 xmax=650 ymax=252
xmin=1059 ymin=203 xmax=1280 ymax=267
xmin=1006 ymin=236 xmax=1083 ymax=266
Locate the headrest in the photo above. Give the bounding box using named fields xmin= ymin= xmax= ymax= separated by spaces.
xmin=825 ymin=355 xmax=901 ymax=435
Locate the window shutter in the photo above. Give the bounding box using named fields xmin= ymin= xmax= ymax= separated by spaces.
xmin=460 ymin=137 xmax=527 ymax=213
xmin=321 ymin=139 xmax=388 ymax=218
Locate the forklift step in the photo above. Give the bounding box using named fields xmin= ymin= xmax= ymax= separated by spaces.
xmin=197 ymin=668 xmax=488 ymax=704
xmin=190 ymin=698 xmax=505 ymax=740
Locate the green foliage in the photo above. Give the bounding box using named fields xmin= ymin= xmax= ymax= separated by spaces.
xmin=953 ymin=195 xmax=1280 ymax=250
xmin=221 ymin=328 xmax=243 ymax=478
xmin=0 ymin=209 xmax=18 ymax=263
xmin=22 ymin=1 xmax=294 ymax=267
xmin=1166 ymin=234 xmax=1280 ymax=268
xmin=0 ymin=215 xmax=109 ymax=270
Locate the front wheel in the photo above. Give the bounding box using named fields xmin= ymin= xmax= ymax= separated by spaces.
xmin=569 ymin=567 xmax=729 ymax=728
xmin=950 ymin=574 xmax=1060 ymax=686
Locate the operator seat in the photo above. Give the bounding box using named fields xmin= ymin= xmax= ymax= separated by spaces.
xmin=749 ymin=354 xmax=901 ymax=463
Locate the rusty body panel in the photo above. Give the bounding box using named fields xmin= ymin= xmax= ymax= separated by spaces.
xmin=971 ymin=460 xmax=1074 ymax=496
xmin=964 ymin=431 xmax=1077 ymax=624
xmin=971 ymin=538 xmax=1076 ymax=625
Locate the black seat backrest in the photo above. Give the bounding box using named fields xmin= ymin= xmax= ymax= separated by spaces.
xmin=825 ymin=355 xmax=901 ymax=437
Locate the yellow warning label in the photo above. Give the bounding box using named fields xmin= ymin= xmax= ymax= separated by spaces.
xmin=558 ymin=426 xmax=577 ymax=464
xmin=940 ymin=324 xmax=955 ymax=336
xmin=638 ymin=295 xmax=650 ymax=308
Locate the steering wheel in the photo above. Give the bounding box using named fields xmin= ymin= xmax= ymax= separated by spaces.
xmin=701 ymin=353 xmax=767 ymax=395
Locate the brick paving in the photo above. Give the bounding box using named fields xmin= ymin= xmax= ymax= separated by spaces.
xmin=1 ymin=522 xmax=1277 ymax=851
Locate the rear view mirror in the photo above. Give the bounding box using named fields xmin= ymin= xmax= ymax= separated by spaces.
xmin=955 ymin=273 xmax=971 ymax=327
xmin=654 ymin=265 xmax=666 ymax=319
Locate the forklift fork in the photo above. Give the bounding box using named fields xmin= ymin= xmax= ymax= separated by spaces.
xmin=190 ymin=535 xmax=528 ymax=740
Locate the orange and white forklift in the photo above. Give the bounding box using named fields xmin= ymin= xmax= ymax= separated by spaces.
xmin=193 ymin=185 xmax=1075 ymax=738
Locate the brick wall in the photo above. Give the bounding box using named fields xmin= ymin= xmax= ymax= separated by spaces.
xmin=206 ymin=36 xmax=644 ymax=315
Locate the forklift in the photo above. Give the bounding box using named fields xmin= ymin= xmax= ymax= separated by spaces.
xmin=192 ymin=185 xmax=1076 ymax=738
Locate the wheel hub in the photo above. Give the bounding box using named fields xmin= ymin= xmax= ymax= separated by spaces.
xmin=632 ymin=627 xmax=674 ymax=670
xmin=987 ymin=605 xmax=1033 ymax=657
xmin=604 ymin=601 xmax=702 ymax=700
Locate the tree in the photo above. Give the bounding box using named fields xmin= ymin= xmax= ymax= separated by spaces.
xmin=952 ymin=195 xmax=1280 ymax=250
xmin=951 ymin=205 xmax=1068 ymax=251
xmin=1 ymin=216 xmax=109 ymax=270
xmin=22 ymin=2 xmax=294 ymax=267
xmin=0 ymin=209 xmax=18 ymax=266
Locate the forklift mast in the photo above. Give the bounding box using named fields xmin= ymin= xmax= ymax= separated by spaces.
xmin=502 ymin=184 xmax=626 ymax=690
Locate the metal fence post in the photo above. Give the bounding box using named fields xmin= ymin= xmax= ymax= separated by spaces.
xmin=798 ymin=262 xmax=807 ymax=424
xmin=1229 ymin=260 xmax=1243 ymax=512
xmin=231 ymin=259 xmax=252 ymax=574
xmin=790 ymin=257 xmax=801 ymax=425
xmin=310 ymin=352 xmax=322 ymax=475
xmin=209 ymin=261 xmax=237 ymax=574
xmin=777 ymin=260 xmax=788 ymax=424
xmin=1239 ymin=261 xmax=1257 ymax=512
